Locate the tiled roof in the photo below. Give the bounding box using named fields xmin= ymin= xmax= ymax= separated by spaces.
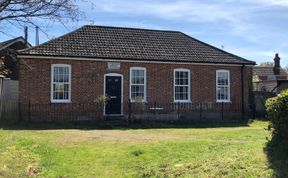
xmin=19 ymin=25 xmax=255 ymax=65
xmin=253 ymin=66 xmax=287 ymax=76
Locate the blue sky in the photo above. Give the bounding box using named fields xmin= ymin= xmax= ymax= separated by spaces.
xmin=1 ymin=0 xmax=288 ymax=66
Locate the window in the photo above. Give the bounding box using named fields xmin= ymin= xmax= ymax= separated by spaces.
xmin=130 ymin=67 xmax=146 ymax=102
xmin=174 ymin=69 xmax=190 ymax=102
xmin=216 ymin=70 xmax=230 ymax=102
xmin=267 ymin=75 xmax=276 ymax=80
xmin=51 ymin=64 xmax=71 ymax=103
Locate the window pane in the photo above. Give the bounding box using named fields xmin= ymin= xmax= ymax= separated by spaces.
xmin=55 ymin=83 xmax=64 ymax=91
xmin=64 ymin=84 xmax=69 ymax=92
xmin=59 ymin=67 xmax=64 ymax=75
xmin=217 ymin=72 xmax=228 ymax=86
xmin=131 ymin=85 xmax=144 ymax=99
xmin=217 ymin=87 xmax=228 ymax=100
xmin=175 ymin=71 xmax=188 ymax=85
xmin=53 ymin=67 xmax=58 ymax=82
xmin=132 ymin=69 xmax=145 ymax=84
xmin=175 ymin=86 xmax=188 ymax=100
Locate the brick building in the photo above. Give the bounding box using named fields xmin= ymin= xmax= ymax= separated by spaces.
xmin=253 ymin=53 xmax=288 ymax=93
xmin=0 ymin=37 xmax=31 ymax=79
xmin=18 ymin=25 xmax=255 ymax=121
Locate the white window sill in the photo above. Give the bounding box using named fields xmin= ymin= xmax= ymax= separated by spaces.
xmin=216 ymin=100 xmax=232 ymax=103
xmin=173 ymin=100 xmax=192 ymax=103
xmin=50 ymin=100 xmax=71 ymax=104
xmin=130 ymin=100 xmax=147 ymax=103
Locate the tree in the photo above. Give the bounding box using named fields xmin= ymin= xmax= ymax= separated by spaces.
xmin=259 ymin=62 xmax=274 ymax=67
xmin=0 ymin=0 xmax=82 ymax=33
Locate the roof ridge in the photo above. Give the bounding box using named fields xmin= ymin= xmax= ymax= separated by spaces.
xmin=83 ymin=25 xmax=182 ymax=33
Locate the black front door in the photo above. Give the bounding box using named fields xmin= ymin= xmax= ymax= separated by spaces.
xmin=105 ymin=75 xmax=122 ymax=115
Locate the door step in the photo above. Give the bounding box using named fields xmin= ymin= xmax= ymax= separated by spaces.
xmin=105 ymin=116 xmax=128 ymax=127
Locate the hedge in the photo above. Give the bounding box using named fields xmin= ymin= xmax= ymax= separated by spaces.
xmin=266 ymin=90 xmax=288 ymax=140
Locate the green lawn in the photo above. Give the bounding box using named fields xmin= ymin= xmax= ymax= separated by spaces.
xmin=0 ymin=121 xmax=277 ymax=177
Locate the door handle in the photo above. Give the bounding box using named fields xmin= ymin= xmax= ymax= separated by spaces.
xmin=110 ymin=96 xmax=117 ymax=99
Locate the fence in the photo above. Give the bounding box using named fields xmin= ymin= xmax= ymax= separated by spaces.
xmin=128 ymin=101 xmax=247 ymax=124
xmin=0 ymin=78 xmax=19 ymax=124
xmin=0 ymin=101 xmax=250 ymax=124
xmin=19 ymin=102 xmax=104 ymax=122
xmin=0 ymin=100 xmax=19 ymax=124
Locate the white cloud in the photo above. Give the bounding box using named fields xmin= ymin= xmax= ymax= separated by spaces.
xmin=226 ymin=46 xmax=288 ymax=66
xmin=87 ymin=0 xmax=273 ymax=43
xmin=91 ymin=0 xmax=237 ymax=23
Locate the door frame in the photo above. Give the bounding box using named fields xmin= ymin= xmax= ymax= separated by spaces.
xmin=103 ymin=73 xmax=123 ymax=116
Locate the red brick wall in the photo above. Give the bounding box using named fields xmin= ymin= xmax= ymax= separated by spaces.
xmin=19 ymin=58 xmax=253 ymax=113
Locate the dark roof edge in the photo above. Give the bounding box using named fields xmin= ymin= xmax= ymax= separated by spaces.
xmin=18 ymin=54 xmax=255 ymax=65
xmin=180 ymin=32 xmax=256 ymax=65
xmin=0 ymin=36 xmax=32 ymax=50
xmin=83 ymin=25 xmax=181 ymax=33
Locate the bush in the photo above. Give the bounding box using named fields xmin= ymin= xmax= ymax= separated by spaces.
xmin=266 ymin=90 xmax=288 ymax=140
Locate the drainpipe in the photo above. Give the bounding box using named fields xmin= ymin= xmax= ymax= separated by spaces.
xmin=241 ymin=65 xmax=245 ymax=119
xmin=0 ymin=75 xmax=4 ymax=100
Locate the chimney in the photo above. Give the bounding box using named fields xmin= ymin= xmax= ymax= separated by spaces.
xmin=273 ymin=53 xmax=281 ymax=75
xmin=35 ymin=26 xmax=39 ymax=46
xmin=24 ymin=26 xmax=28 ymax=45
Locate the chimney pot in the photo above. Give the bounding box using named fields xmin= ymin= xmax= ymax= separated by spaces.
xmin=273 ymin=53 xmax=281 ymax=75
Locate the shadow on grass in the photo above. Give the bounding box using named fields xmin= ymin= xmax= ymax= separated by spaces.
xmin=0 ymin=119 xmax=250 ymax=130
xmin=264 ymin=136 xmax=288 ymax=177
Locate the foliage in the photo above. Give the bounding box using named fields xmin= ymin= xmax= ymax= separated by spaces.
xmin=252 ymin=74 xmax=261 ymax=91
xmin=0 ymin=121 xmax=275 ymax=177
xmin=259 ymin=62 xmax=274 ymax=67
xmin=94 ymin=95 xmax=110 ymax=107
xmin=133 ymin=96 xmax=144 ymax=103
xmin=266 ymin=89 xmax=288 ymax=140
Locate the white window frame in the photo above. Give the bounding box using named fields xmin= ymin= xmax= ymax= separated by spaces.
xmin=216 ymin=69 xmax=230 ymax=103
xmin=51 ymin=64 xmax=71 ymax=103
xmin=173 ymin=68 xmax=191 ymax=103
xmin=130 ymin=67 xmax=146 ymax=102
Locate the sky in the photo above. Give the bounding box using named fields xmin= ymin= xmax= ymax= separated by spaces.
xmin=1 ymin=0 xmax=288 ymax=66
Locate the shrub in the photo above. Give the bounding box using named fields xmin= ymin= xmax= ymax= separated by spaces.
xmin=266 ymin=90 xmax=288 ymax=140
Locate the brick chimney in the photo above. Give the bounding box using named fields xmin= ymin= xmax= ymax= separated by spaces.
xmin=273 ymin=53 xmax=280 ymax=75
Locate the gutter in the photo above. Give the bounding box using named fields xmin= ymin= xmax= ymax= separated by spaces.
xmin=17 ymin=54 xmax=256 ymax=67
xmin=0 ymin=75 xmax=4 ymax=101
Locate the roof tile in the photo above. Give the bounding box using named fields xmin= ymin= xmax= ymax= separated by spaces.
xmin=19 ymin=25 xmax=255 ymax=65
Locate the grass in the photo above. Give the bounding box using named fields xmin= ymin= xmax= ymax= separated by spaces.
xmin=0 ymin=120 xmax=280 ymax=177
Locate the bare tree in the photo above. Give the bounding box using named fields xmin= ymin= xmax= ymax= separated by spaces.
xmin=259 ymin=62 xmax=274 ymax=67
xmin=0 ymin=0 xmax=81 ymax=22
xmin=0 ymin=0 xmax=83 ymax=33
